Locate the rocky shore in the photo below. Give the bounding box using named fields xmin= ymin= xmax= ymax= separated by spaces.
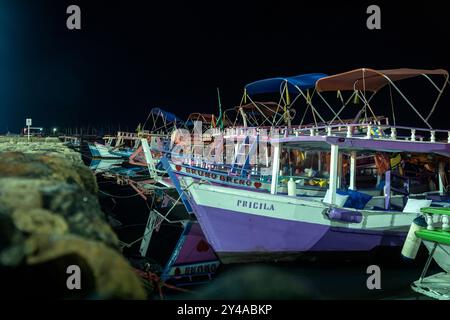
xmin=0 ymin=137 xmax=147 ymax=299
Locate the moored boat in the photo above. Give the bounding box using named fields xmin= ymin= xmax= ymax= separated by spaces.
xmin=165 ymin=68 xmax=450 ymax=263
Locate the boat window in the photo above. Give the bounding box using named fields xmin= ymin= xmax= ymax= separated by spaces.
xmin=279 ymin=148 xmax=330 ymax=187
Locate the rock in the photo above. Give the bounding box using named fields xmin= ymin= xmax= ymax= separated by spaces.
xmin=0 ymin=138 xmax=147 ymax=299
xmin=0 ymin=210 xmax=26 ymax=267
xmin=75 ymin=163 xmax=99 ymax=194
xmin=36 ymin=154 xmax=98 ymax=194
xmin=41 ymin=183 xmax=119 ymax=248
xmin=0 ymin=244 xmax=97 ymax=299
xmin=0 ymin=178 xmax=48 ymax=212
xmin=12 ymin=208 xmax=68 ymax=236
xmin=0 ymin=152 xmax=95 ymax=194
xmin=0 ymin=178 xmax=119 ymax=249
xmin=26 ymin=234 xmax=147 ymax=299
xmin=0 ymin=152 xmax=53 ymax=179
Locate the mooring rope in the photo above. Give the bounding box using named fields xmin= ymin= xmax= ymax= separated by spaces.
xmin=98 ymin=189 xmax=142 ymax=198
xmin=118 ymin=180 xmax=198 ymax=249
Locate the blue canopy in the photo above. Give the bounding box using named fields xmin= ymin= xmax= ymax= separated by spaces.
xmin=149 ymin=107 xmax=182 ymax=123
xmin=244 ymin=73 xmax=328 ymax=95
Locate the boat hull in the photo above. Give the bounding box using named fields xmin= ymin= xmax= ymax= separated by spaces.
xmin=180 ymin=177 xmax=414 ymax=264
xmin=411 ymin=242 xmax=450 ymax=300
xmin=423 ymin=241 xmax=450 ymax=273
xmin=190 ymin=201 xmax=406 ymax=263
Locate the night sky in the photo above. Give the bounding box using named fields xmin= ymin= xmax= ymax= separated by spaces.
xmin=1 ymin=1 xmax=450 ymax=133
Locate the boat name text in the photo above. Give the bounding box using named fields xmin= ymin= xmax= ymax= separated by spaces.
xmin=237 ymin=199 xmax=275 ymax=211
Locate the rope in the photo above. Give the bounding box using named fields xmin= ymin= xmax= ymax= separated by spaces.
xmin=134 ymin=269 xmax=191 ymax=299
xmin=119 ymin=180 xmax=197 ymax=249
xmin=98 ymin=189 xmax=142 ymax=199
xmin=114 ymin=223 xmax=146 ymax=230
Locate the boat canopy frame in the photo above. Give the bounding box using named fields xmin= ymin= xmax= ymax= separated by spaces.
xmin=234 ymin=73 xmax=332 ymax=128
xmin=141 ymin=107 xmax=184 ymax=134
xmin=315 ymin=68 xmax=450 ymax=130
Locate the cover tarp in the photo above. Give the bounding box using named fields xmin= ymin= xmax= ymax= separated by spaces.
xmin=149 ymin=107 xmax=182 ymax=123
xmin=337 ymin=189 xmax=373 ymax=210
xmin=315 ymin=68 xmax=448 ymax=92
xmin=245 ymin=73 xmax=328 ymax=95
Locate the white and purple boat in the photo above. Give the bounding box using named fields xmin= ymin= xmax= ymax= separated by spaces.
xmin=163 ymin=68 xmax=450 ymax=263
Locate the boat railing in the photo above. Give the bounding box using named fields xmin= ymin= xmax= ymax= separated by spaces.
xmin=216 ymin=123 xmax=450 ymax=144
xmin=116 ymin=131 xmax=139 ymax=140
xmin=420 ymin=207 xmax=450 ymax=231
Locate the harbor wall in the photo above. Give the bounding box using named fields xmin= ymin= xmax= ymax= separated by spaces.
xmin=0 ymin=137 xmax=147 ymax=299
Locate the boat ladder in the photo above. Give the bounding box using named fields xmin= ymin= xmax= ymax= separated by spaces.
xmin=230 ymin=135 xmax=258 ymax=177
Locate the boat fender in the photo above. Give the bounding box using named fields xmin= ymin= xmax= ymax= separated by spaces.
xmin=328 ymin=208 xmax=363 ymax=223
xmin=401 ymin=216 xmax=427 ymax=260
xmin=288 ymin=178 xmax=296 ymax=196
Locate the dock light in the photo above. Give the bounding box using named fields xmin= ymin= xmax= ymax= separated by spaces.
xmin=53 ymin=128 xmax=57 ymax=134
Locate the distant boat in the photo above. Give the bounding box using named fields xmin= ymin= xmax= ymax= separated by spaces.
xmin=89 ymin=159 xmax=124 ymax=173
xmin=88 ymin=141 xmax=131 ymax=159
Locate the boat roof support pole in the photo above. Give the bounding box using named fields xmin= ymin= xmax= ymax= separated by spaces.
xmin=380 ymin=74 xmax=433 ymax=129
xmin=299 ymin=103 xmax=310 ymax=127
xmin=355 ymin=90 xmax=378 ymax=122
xmin=422 ymin=73 xmax=449 ymax=122
xmin=328 ymin=91 xmax=358 ymax=125
xmin=384 ymin=170 xmax=391 ymax=210
xmin=270 ymin=142 xmax=281 ymax=195
xmin=316 ymin=91 xmax=345 ymax=125
xmin=329 ymin=144 xmax=339 ymax=205
xmin=246 ymin=95 xmax=274 ymax=126
xmin=349 ymin=151 xmax=357 ymax=191
xmin=238 ymin=107 xmax=248 ymax=128
xmin=270 ymin=82 xmax=291 ymax=127
xmin=295 ymin=86 xmax=328 ymax=125
xmin=439 ymin=161 xmax=446 ymax=196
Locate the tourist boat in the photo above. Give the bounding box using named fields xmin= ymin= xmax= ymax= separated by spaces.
xmin=403 ymin=206 xmax=450 ymax=299
xmin=60 ymin=135 xmax=81 ymax=150
xmin=169 ymin=73 xmax=389 ymax=197
xmin=164 ymin=68 xmax=450 ymax=263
